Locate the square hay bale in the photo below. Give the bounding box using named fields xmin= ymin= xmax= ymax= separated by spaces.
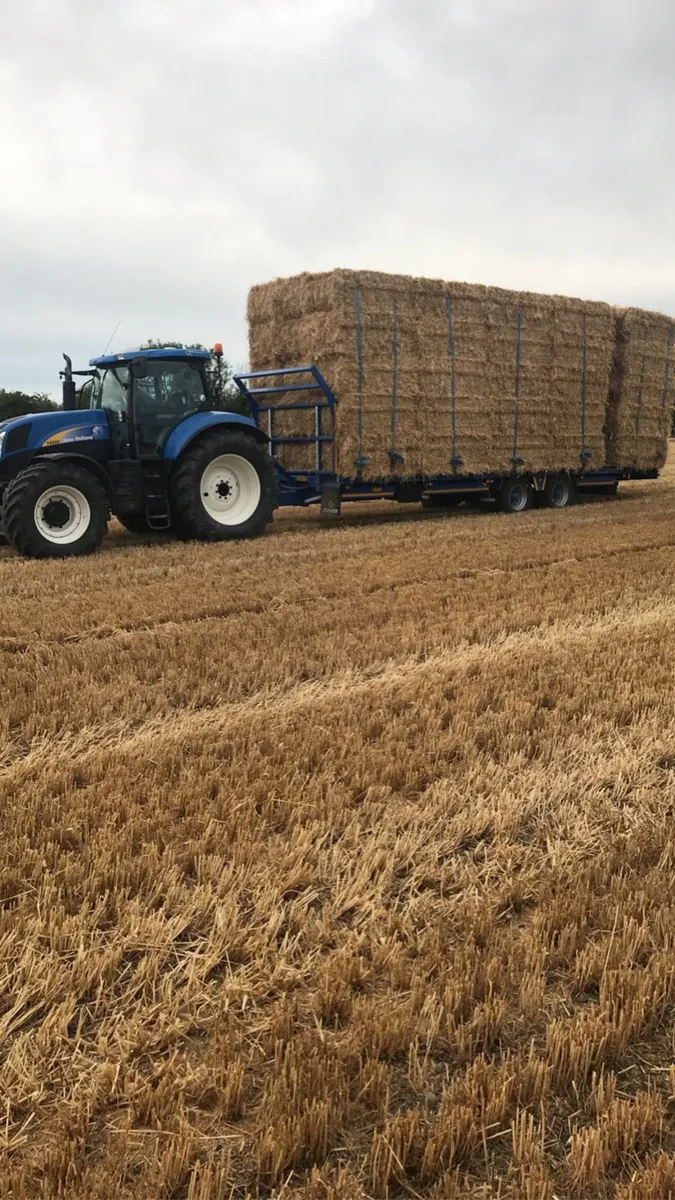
xmin=606 ymin=308 xmax=674 ymax=471
xmin=247 ymin=270 xmax=616 ymax=478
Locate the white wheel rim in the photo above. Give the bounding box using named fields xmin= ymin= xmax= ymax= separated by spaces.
xmin=200 ymin=454 xmax=261 ymax=526
xmin=34 ymin=485 xmax=91 ymax=545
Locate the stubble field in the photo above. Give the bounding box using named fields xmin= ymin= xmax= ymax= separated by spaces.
xmin=1 ymin=453 xmax=675 ymax=1199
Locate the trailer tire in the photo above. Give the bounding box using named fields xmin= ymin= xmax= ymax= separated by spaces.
xmin=495 ymin=477 xmax=533 ymax=513
xmin=170 ymin=429 xmax=277 ymax=541
xmin=540 ymin=474 xmax=577 ymax=509
xmin=3 ymin=461 xmax=110 ymax=559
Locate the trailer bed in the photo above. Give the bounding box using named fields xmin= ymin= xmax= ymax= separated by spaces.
xmin=233 ymin=367 xmax=659 ymax=516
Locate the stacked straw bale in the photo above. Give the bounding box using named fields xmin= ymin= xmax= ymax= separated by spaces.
xmin=605 ymin=308 xmax=674 ymax=471
xmin=247 ymin=270 xmax=667 ymax=478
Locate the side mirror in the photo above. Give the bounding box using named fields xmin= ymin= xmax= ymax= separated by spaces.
xmin=131 ymin=357 xmax=148 ymax=379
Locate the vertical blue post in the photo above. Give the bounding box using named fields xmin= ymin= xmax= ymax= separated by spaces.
xmin=391 ymin=301 xmax=398 ymax=453
xmin=354 ymin=287 xmax=367 ymax=471
xmin=512 ymin=309 xmax=523 ymax=464
xmin=635 ymin=353 xmax=646 ymax=438
xmin=445 ymin=297 xmax=459 ymax=468
xmin=580 ymin=311 xmax=587 ymax=459
xmin=661 ymin=326 xmax=674 ymax=410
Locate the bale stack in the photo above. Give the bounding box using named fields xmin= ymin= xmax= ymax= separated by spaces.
xmin=605 ymin=308 xmax=674 ymax=471
xmin=246 ymin=269 xmax=659 ymax=479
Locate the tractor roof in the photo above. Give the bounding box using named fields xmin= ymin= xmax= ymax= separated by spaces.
xmin=89 ymin=347 xmax=210 ymax=367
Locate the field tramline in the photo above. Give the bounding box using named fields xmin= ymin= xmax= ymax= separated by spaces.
xmin=0 ymin=455 xmax=674 ymax=1197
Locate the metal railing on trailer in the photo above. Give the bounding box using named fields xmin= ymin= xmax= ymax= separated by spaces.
xmin=233 ymin=366 xmax=337 ymax=476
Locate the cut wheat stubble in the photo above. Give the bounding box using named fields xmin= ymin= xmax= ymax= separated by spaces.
xmin=0 ymin=453 xmax=674 ymax=1196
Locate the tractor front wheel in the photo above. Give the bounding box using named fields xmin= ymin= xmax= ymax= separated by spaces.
xmin=170 ymin=429 xmax=277 ymax=541
xmin=2 ymin=461 xmax=110 ymax=559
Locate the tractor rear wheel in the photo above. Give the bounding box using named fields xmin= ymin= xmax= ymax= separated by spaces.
xmin=170 ymin=429 xmax=277 ymax=541
xmin=2 ymin=461 xmax=110 ymax=558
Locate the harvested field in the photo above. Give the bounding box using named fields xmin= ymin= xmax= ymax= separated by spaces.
xmin=1 ymin=451 xmax=675 ymax=1197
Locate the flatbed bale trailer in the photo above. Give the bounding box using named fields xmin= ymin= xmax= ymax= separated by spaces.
xmin=233 ymin=366 xmax=659 ymax=519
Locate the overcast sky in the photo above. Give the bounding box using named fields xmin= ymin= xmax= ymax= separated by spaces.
xmin=1 ymin=0 xmax=673 ymax=396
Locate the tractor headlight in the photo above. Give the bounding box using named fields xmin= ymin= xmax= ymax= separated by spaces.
xmin=0 ymin=431 xmax=6 ymax=458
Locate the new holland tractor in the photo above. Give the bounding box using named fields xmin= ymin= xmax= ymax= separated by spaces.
xmin=0 ymin=347 xmax=277 ymax=558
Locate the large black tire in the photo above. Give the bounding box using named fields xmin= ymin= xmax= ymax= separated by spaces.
xmin=170 ymin=429 xmax=277 ymax=541
xmin=495 ymin=476 xmax=533 ymax=513
xmin=539 ymin=474 xmax=578 ymax=509
xmin=421 ymin=494 xmax=464 ymax=510
xmin=2 ymin=461 xmax=110 ymax=559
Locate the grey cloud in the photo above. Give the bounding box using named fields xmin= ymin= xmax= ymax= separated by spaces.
xmin=1 ymin=0 xmax=674 ymax=395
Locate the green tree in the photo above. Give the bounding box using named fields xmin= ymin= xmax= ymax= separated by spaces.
xmin=0 ymin=390 xmax=59 ymax=422
xmin=139 ymin=341 xmax=250 ymax=417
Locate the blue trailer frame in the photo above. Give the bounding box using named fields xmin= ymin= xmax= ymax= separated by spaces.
xmin=233 ymin=366 xmax=660 ymax=513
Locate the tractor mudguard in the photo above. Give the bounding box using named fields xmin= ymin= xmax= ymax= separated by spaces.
xmin=162 ymin=412 xmax=267 ymax=461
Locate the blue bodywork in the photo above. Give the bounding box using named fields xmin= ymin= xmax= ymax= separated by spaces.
xmin=163 ymin=411 xmax=264 ymax=459
xmin=89 ymin=347 xmax=210 ymax=367
xmin=0 ymin=408 xmax=111 ymax=457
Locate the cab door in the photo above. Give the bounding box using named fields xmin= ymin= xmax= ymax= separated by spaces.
xmin=132 ymin=361 xmax=208 ymax=458
xmin=91 ymin=368 xmax=131 ymax=458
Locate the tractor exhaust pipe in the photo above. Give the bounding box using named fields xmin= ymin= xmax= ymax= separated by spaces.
xmin=61 ymin=354 xmax=77 ymax=410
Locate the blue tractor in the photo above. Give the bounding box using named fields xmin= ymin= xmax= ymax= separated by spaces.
xmin=0 ymin=347 xmax=277 ymax=558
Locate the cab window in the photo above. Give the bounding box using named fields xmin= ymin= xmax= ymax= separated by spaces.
xmin=94 ymin=368 xmax=130 ymax=415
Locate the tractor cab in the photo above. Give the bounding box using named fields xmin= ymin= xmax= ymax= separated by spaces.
xmin=87 ymin=348 xmax=212 ymax=459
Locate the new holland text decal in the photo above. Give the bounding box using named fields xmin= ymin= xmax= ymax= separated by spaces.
xmin=42 ymin=425 xmax=109 ymax=447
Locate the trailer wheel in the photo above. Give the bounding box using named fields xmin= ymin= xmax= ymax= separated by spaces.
xmin=495 ymin=477 xmax=533 ymax=513
xmin=170 ymin=429 xmax=277 ymax=541
xmin=421 ymin=494 xmax=463 ymax=510
xmin=541 ymin=474 xmax=577 ymax=509
xmin=2 ymin=461 xmax=110 ymax=559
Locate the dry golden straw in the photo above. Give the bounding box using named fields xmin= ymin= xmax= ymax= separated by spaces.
xmin=0 ymin=449 xmax=674 ymax=1195
xmin=247 ymin=269 xmax=673 ymax=480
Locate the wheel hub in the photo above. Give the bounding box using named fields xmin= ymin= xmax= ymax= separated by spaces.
xmin=33 ymin=484 xmax=92 ymax=545
xmin=42 ymin=498 xmax=71 ymax=529
xmin=203 ymin=472 xmax=240 ymax=510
